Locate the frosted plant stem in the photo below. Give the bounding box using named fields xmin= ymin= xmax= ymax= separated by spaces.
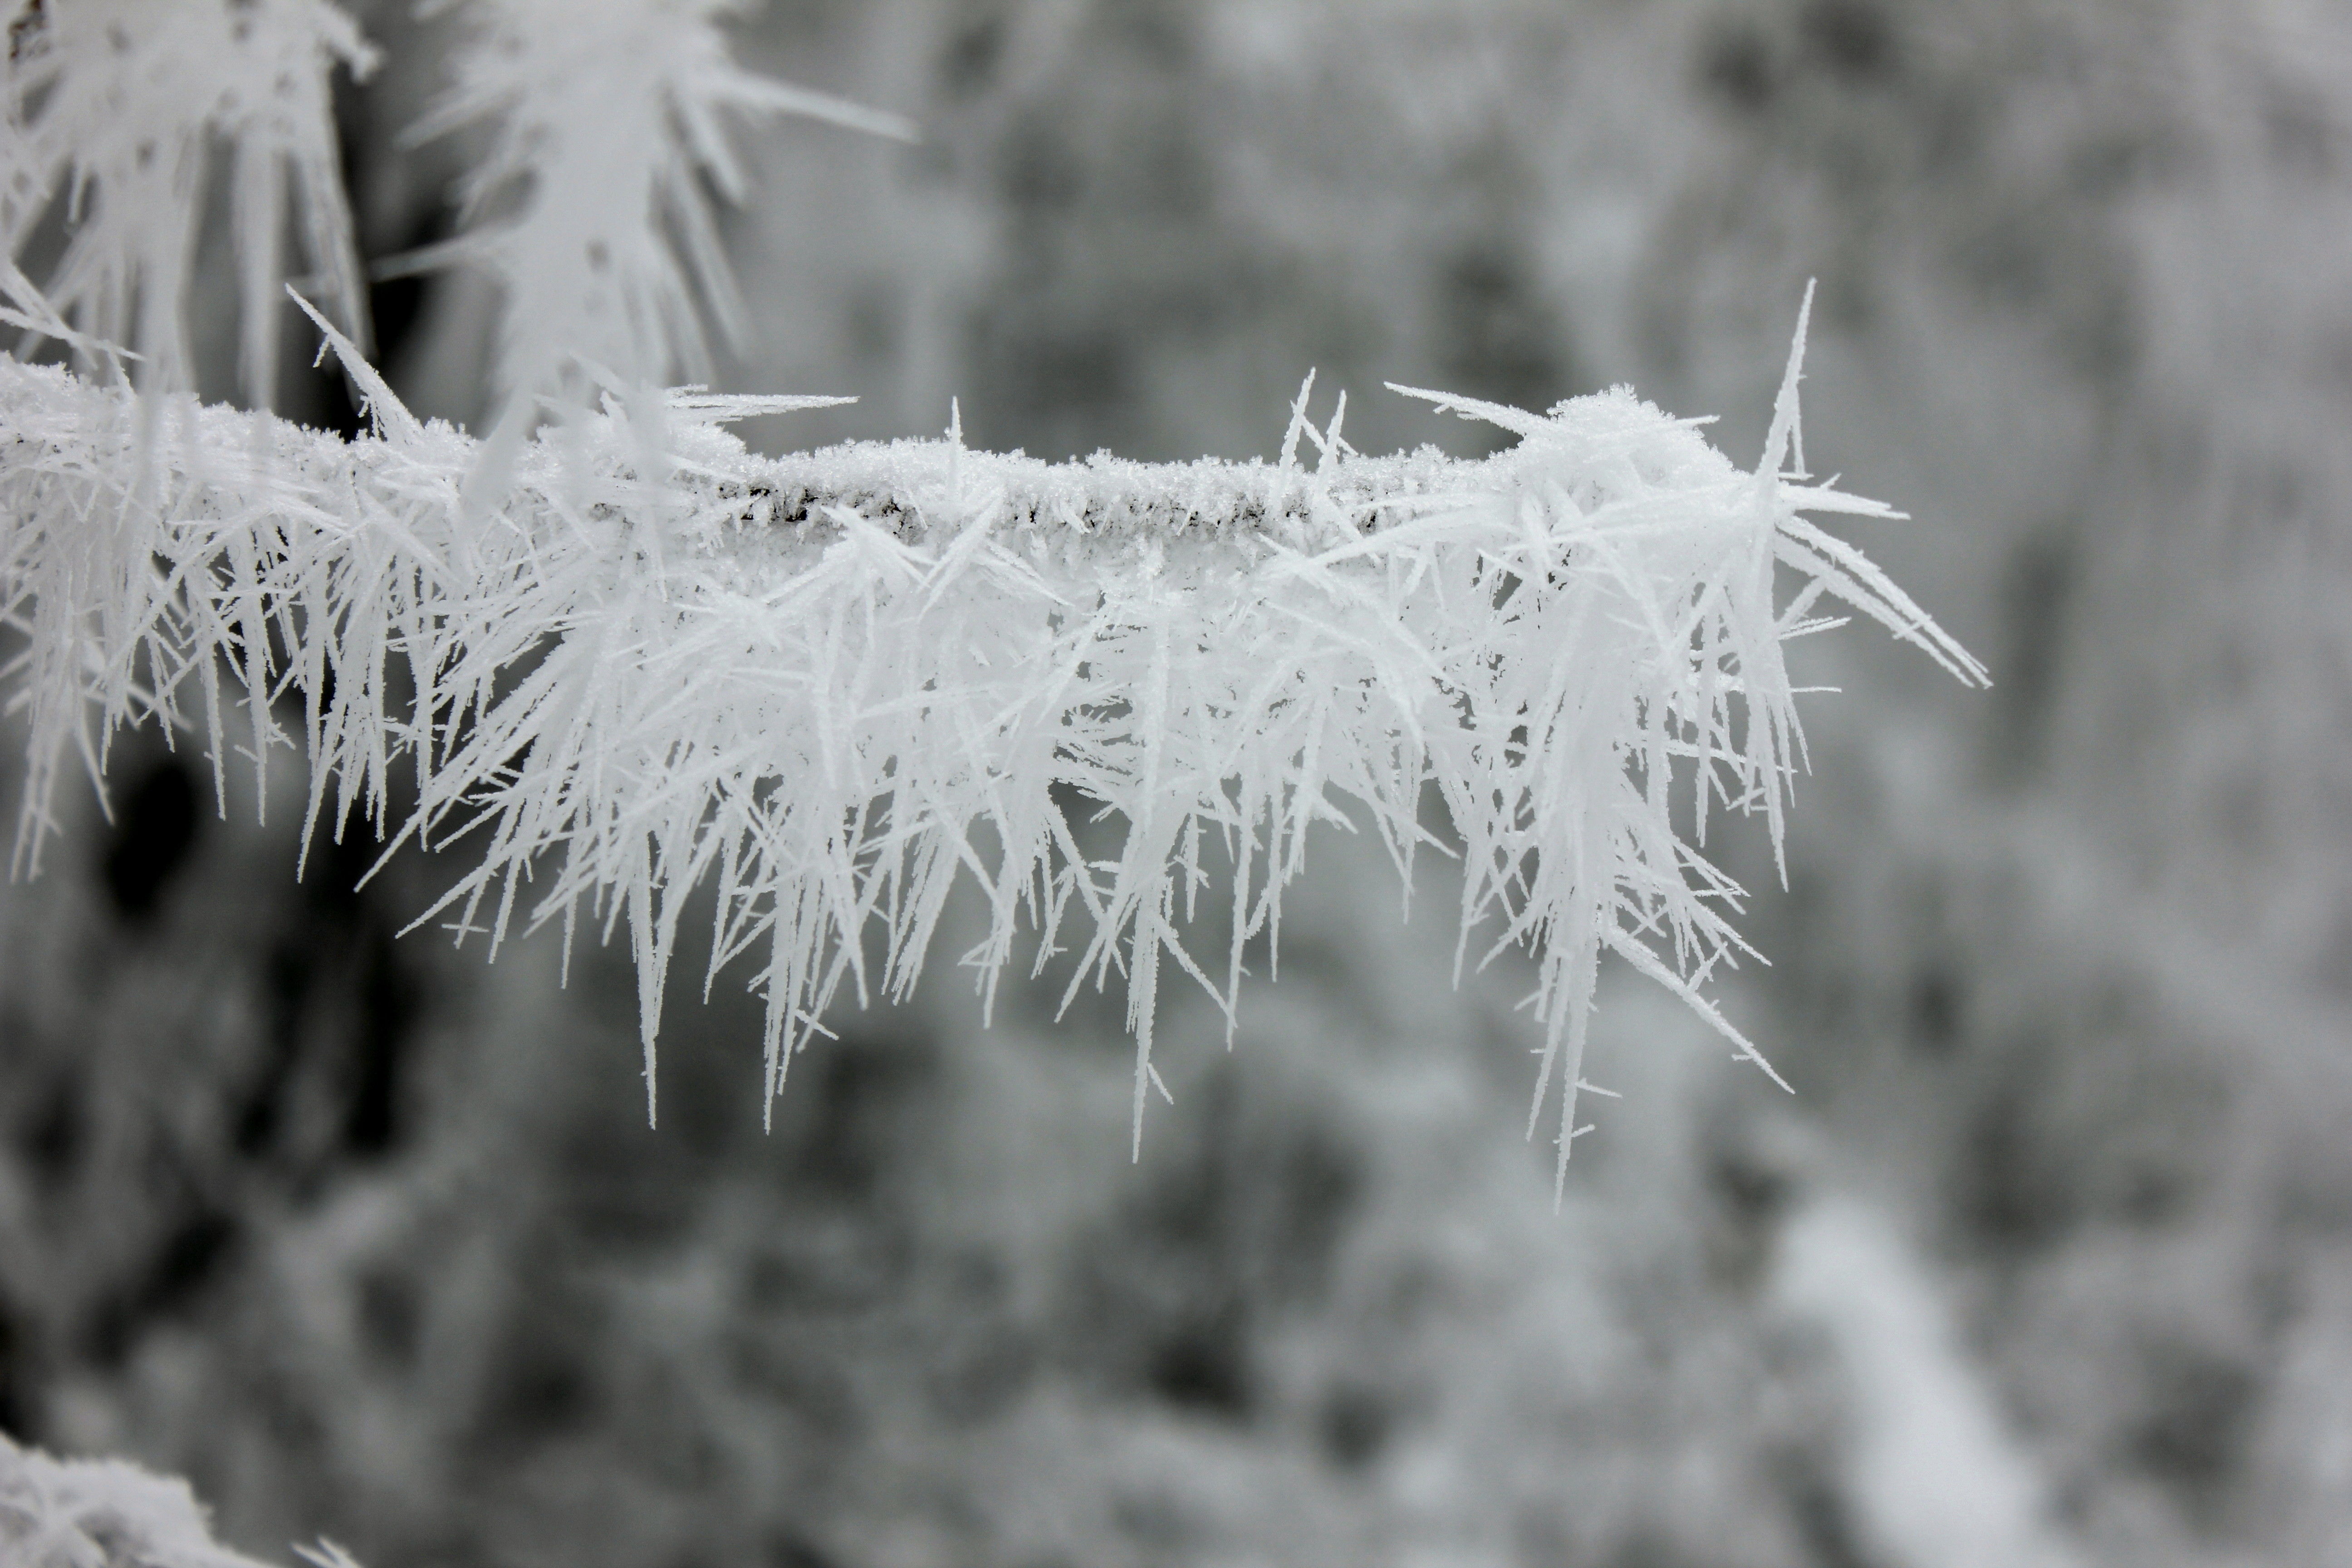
xmin=0 ymin=302 xmax=1981 ymax=1165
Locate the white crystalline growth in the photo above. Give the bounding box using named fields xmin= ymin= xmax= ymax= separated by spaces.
xmin=0 ymin=294 xmax=1980 ymax=1186
xmin=392 ymin=0 xmax=915 ymax=470
xmin=0 ymin=1431 xmax=309 ymax=1568
xmin=0 ymin=0 xmax=376 ymax=404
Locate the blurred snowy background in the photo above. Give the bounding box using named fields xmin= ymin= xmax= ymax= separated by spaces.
xmin=5 ymin=0 xmax=2352 ymax=1564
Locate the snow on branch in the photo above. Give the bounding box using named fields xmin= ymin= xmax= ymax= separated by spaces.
xmin=0 ymin=294 xmax=1980 ymax=1191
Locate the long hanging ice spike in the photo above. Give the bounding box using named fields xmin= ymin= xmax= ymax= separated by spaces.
xmin=0 ymin=0 xmax=376 ymax=405
xmin=389 ymin=0 xmax=916 ymax=501
xmin=0 ymin=291 xmax=1982 ymax=1165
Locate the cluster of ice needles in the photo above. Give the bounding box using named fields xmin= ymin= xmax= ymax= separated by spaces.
xmin=0 ymin=281 xmax=1981 ymax=1191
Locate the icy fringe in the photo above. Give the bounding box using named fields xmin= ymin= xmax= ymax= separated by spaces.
xmin=0 ymin=0 xmax=376 ymax=405
xmin=388 ymin=0 xmax=916 ymax=493
xmin=0 ymin=1428 xmax=357 ymax=1568
xmin=0 ymin=284 xmax=1982 ymax=1191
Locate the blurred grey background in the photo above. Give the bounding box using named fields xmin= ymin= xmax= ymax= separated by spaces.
xmin=5 ymin=1 xmax=2352 ymax=1565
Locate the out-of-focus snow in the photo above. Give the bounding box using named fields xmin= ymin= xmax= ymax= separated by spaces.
xmin=1774 ymin=1194 xmax=2077 ymax=1568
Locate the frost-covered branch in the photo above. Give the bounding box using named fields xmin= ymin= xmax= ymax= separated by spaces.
xmin=0 ymin=291 xmax=1979 ymax=1186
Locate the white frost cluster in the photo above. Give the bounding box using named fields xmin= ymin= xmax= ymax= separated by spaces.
xmin=0 ymin=288 xmax=1980 ymax=1186
xmin=0 ymin=1430 xmax=317 ymax=1568
xmin=0 ymin=0 xmax=375 ymax=404
xmin=391 ymin=0 xmax=914 ymax=482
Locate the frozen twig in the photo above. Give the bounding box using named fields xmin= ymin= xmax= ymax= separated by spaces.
xmin=0 ymin=304 xmax=1980 ymax=1170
